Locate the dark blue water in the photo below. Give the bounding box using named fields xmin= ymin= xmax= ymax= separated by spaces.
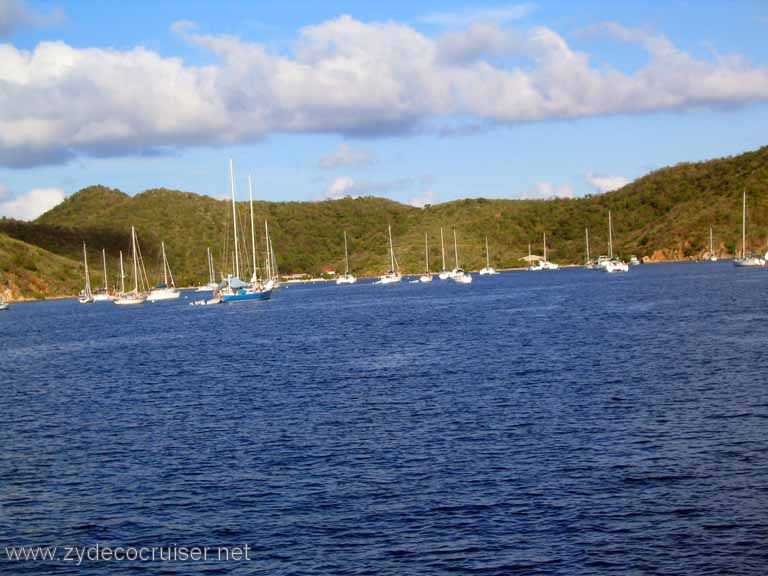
xmin=2 ymin=263 xmax=768 ymax=574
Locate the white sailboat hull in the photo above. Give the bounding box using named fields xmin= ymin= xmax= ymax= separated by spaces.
xmin=336 ymin=274 xmax=357 ymax=285
xmin=377 ymin=273 xmax=402 ymax=284
xmin=734 ymin=257 xmax=765 ymax=267
xmin=0 ymin=302 xmax=8 ymax=311
xmin=438 ymin=271 xmax=450 ymax=280
xmin=114 ymin=293 xmax=147 ymax=305
xmin=92 ymin=293 xmax=114 ymax=302
xmin=452 ymin=272 xmax=472 ymax=284
xmin=604 ymin=260 xmax=629 ymax=273
xmin=479 ymin=267 xmax=497 ymax=275
xmin=419 ymin=274 xmax=433 ymax=283
xmin=147 ymin=288 xmax=181 ymax=301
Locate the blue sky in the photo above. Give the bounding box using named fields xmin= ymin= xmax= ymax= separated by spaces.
xmin=1 ymin=0 xmax=767 ymax=218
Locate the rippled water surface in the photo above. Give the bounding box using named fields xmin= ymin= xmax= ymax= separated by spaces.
xmin=2 ymin=263 xmax=768 ymax=574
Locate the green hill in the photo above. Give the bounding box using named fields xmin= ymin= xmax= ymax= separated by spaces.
xmin=0 ymin=232 xmax=83 ymax=300
xmin=1 ymin=145 xmax=767 ymax=296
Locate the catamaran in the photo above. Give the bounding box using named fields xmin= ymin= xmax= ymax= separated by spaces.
xmin=377 ymin=224 xmax=402 ymax=284
xmin=216 ymin=160 xmax=273 ymax=302
xmin=479 ymin=236 xmax=498 ymax=275
xmin=78 ymin=242 xmax=94 ymax=303
xmin=450 ymin=229 xmax=472 ymax=283
xmin=336 ymin=230 xmax=357 ymax=285
xmin=93 ymin=248 xmax=114 ymax=301
xmin=529 ymin=233 xmax=559 ymax=271
xmin=438 ymin=227 xmax=450 ymax=280
xmin=602 ymin=211 xmax=629 ymax=273
xmin=114 ymin=228 xmax=148 ymax=305
xmin=420 ymin=233 xmax=433 ymax=282
xmin=147 ymin=241 xmax=181 ymax=301
xmin=734 ymin=190 xmax=765 ymax=267
xmin=196 ymin=247 xmax=218 ymax=291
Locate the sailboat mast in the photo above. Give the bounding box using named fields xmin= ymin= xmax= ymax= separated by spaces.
xmin=710 ymin=227 xmax=714 ymax=256
xmin=161 ymin=241 xmax=168 ymax=286
xmin=119 ymin=251 xmax=125 ymax=294
xmin=585 ymin=228 xmax=590 ymax=263
xmin=131 ymin=226 xmax=138 ymax=293
xmin=208 ymin=247 xmax=214 ymax=283
xmin=83 ymin=243 xmax=91 ymax=294
xmin=230 ymin=159 xmax=240 ymax=278
xmin=543 ymin=233 xmax=547 ymax=262
xmin=344 ymin=231 xmax=350 ymax=275
xmin=453 ymin=229 xmax=459 ymax=268
xmin=102 ymin=248 xmax=108 ymax=291
xmin=608 ymin=211 xmax=614 ymax=259
xmin=425 ymin=233 xmax=429 ymax=273
xmin=264 ymin=221 xmax=272 ymax=278
xmin=485 ymin=236 xmax=490 ymax=268
xmin=388 ymin=224 xmax=396 ymax=271
xmin=248 ymin=174 xmax=257 ymax=280
xmin=440 ymin=227 xmax=446 ymax=271
xmin=742 ymin=190 xmax=747 ymax=259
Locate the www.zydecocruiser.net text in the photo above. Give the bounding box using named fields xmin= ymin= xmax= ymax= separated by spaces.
xmin=5 ymin=544 xmax=252 ymax=566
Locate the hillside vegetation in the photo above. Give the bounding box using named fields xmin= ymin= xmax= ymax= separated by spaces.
xmin=1 ymin=146 xmax=767 ymax=297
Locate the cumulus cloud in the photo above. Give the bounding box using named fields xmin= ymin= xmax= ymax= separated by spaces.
xmin=319 ymin=143 xmax=373 ymax=169
xmin=323 ymin=176 xmax=410 ymax=200
xmin=0 ymin=0 xmax=64 ymax=38
xmin=521 ymin=181 xmax=573 ymax=200
xmin=1 ymin=15 xmax=768 ymax=167
xmin=585 ymin=172 xmax=630 ymax=193
xmin=0 ymin=187 xmax=65 ymax=219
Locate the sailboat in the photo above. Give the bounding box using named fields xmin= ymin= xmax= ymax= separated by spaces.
xmin=336 ymin=231 xmax=357 ymax=284
xmin=734 ymin=190 xmax=764 ymax=267
xmin=708 ymin=227 xmax=718 ymax=262
xmin=93 ymin=249 xmax=115 ymax=301
xmin=0 ymin=300 xmax=7 ymax=311
xmin=602 ymin=211 xmax=629 ymax=273
xmin=479 ymin=236 xmax=498 ymax=275
xmin=584 ymin=228 xmax=596 ymax=269
xmin=114 ymin=228 xmax=148 ymax=305
xmin=196 ymin=248 xmax=218 ymax=291
xmin=377 ymin=224 xmax=402 ymax=284
xmin=78 ymin=242 xmax=94 ymax=304
xmin=420 ymin=233 xmax=433 ymax=282
xmin=450 ymin=229 xmax=472 ymax=283
xmin=438 ymin=227 xmax=450 ymax=280
xmin=216 ymin=160 xmax=273 ymax=302
xmin=529 ymin=233 xmax=559 ymax=271
xmin=147 ymin=241 xmax=181 ymax=301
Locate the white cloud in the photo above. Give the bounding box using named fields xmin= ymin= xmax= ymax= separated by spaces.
xmin=409 ymin=187 xmax=437 ymax=208
xmin=1 ymin=15 xmax=768 ymax=167
xmin=422 ymin=3 xmax=536 ymax=27
xmin=319 ymin=143 xmax=373 ymax=169
xmin=0 ymin=0 xmax=64 ymax=38
xmin=323 ymin=175 xmax=410 ymax=200
xmin=522 ymin=181 xmax=573 ymax=199
xmin=585 ymin=172 xmax=630 ymax=193
xmin=0 ymin=187 xmax=65 ymax=220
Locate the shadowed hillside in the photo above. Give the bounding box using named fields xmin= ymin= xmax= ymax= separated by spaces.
xmin=1 ymin=146 xmax=767 ymax=296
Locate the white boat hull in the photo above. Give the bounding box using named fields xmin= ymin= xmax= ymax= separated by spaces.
xmin=377 ymin=274 xmax=402 ymax=284
xmin=604 ymin=260 xmax=629 ymax=273
xmin=734 ymin=257 xmax=765 ymax=267
xmin=0 ymin=302 xmax=8 ymax=311
xmin=336 ymin=274 xmax=357 ymax=285
xmin=147 ymin=289 xmax=181 ymax=302
xmin=92 ymin=293 xmax=114 ymax=302
xmin=419 ymin=274 xmax=432 ymax=283
xmin=479 ymin=267 xmax=497 ymax=275
xmin=438 ymin=271 xmax=450 ymax=280
xmin=113 ymin=294 xmax=147 ymax=306
xmin=452 ymin=273 xmax=472 ymax=284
